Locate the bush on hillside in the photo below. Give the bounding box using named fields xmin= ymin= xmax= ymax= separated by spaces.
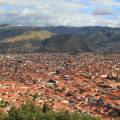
xmin=0 ymin=102 xmax=101 ymax=120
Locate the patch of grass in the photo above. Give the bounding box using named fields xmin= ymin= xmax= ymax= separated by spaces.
xmin=0 ymin=102 xmax=101 ymax=120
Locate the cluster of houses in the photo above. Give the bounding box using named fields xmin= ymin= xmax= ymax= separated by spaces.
xmin=0 ymin=53 xmax=119 ymax=119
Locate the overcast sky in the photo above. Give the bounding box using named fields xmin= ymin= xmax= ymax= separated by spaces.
xmin=0 ymin=0 xmax=120 ymax=27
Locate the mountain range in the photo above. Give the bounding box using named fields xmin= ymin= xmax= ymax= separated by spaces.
xmin=0 ymin=24 xmax=120 ymax=54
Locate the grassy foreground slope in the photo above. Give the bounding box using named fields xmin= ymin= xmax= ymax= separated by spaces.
xmin=0 ymin=102 xmax=100 ymax=120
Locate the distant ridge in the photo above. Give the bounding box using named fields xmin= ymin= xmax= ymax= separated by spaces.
xmin=0 ymin=25 xmax=120 ymax=54
xmin=2 ymin=30 xmax=55 ymax=43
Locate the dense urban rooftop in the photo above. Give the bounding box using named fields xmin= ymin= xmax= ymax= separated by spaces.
xmin=0 ymin=53 xmax=119 ymax=120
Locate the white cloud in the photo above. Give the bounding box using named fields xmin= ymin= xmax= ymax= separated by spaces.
xmin=0 ymin=0 xmax=120 ymax=27
xmin=21 ymin=8 xmax=31 ymax=16
xmin=91 ymin=0 xmax=120 ymax=6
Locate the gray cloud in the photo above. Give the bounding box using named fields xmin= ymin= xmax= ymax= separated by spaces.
xmin=92 ymin=8 xmax=117 ymax=15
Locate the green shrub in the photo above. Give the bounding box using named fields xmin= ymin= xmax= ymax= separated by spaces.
xmin=0 ymin=102 xmax=101 ymax=120
xmin=42 ymin=103 xmax=50 ymax=113
xmin=0 ymin=100 xmax=6 ymax=108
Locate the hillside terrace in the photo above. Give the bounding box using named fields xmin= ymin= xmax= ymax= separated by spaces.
xmin=0 ymin=53 xmax=120 ymax=120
